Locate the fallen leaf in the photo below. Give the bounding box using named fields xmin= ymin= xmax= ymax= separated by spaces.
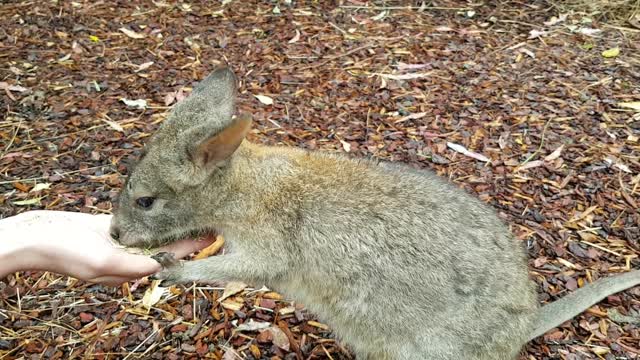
xmin=0 ymin=82 xmax=29 ymax=92
xmin=396 ymin=63 xmax=430 ymax=71
xmin=435 ymin=26 xmax=454 ymax=32
xmin=254 ymin=94 xmax=274 ymax=105
xmin=101 ymin=118 xmax=124 ymax=132
xmin=219 ymin=281 xmax=247 ymax=302
xmin=30 ymin=183 xmax=51 ymax=192
xmin=613 ymin=162 xmax=632 ymax=173
xmin=120 ymin=98 xmax=147 ymax=109
xmin=371 ymin=10 xmax=388 ymax=21
xmin=617 ymin=102 xmax=640 ymax=111
xmin=268 ymin=326 xmax=290 ymax=351
xmin=602 ymin=47 xmax=620 ymax=58
xmin=235 ymin=319 xmax=271 ymax=332
xmin=544 ymin=144 xmax=564 ymax=162
xmin=222 ymin=348 xmax=241 ymax=360
xmin=13 ymin=182 xmax=30 ymax=192
xmin=544 ymin=13 xmax=568 ymax=26
xmin=135 ymin=61 xmax=154 ymax=72
xmin=519 ymin=48 xmax=535 ymax=59
xmin=120 ymin=27 xmax=146 ymax=39
xmin=220 ymin=299 xmax=244 ymax=311
xmin=446 ymin=142 xmax=490 ymax=162
xmin=88 ymin=35 xmax=99 ymax=42
xmin=517 ymin=160 xmax=544 ymax=170
xmin=13 ymin=197 xmax=42 ymax=206
xmin=278 ymin=306 xmax=296 ymax=315
xmin=576 ymin=28 xmax=602 ymax=36
xmin=528 ymin=29 xmax=548 ymax=39
xmin=307 ymin=320 xmax=330 ymax=330
xmin=373 ymin=72 xmax=433 ymax=80
xmin=340 ymin=140 xmax=351 ymax=152
xmin=141 ymin=280 xmax=166 ymax=309
xmin=395 ymin=112 xmax=427 ymax=123
xmin=288 ymin=29 xmax=301 ymax=43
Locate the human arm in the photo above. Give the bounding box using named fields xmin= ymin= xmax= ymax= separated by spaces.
xmin=0 ymin=210 xmax=214 ymax=286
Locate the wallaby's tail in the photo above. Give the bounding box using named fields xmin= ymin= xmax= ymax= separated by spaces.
xmin=528 ymin=269 xmax=640 ymax=341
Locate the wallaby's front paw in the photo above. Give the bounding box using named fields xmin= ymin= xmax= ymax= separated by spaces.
xmin=151 ymin=251 xmax=179 ymax=268
xmin=150 ymin=267 xmax=187 ymax=287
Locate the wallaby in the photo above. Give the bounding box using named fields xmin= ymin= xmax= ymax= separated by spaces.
xmin=109 ymin=67 xmax=640 ymax=360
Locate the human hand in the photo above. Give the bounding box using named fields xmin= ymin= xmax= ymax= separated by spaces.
xmin=0 ymin=210 xmax=215 ymax=286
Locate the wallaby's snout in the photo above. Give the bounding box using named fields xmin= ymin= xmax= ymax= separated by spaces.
xmin=108 ymin=217 xmax=122 ymax=243
xmin=109 ymin=226 xmax=120 ymax=241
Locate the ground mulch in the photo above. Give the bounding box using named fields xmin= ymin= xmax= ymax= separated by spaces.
xmin=1 ymin=1 xmax=639 ymax=359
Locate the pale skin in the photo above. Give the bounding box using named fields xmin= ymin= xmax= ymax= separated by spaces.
xmin=0 ymin=210 xmax=214 ymax=286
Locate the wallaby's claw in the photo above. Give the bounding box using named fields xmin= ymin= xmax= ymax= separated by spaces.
xmin=151 ymin=251 xmax=179 ymax=268
xmin=149 ymin=252 xmax=185 ymax=286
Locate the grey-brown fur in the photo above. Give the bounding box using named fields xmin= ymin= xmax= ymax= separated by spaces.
xmin=110 ymin=67 xmax=640 ymax=360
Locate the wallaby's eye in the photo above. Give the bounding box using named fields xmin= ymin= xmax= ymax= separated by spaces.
xmin=136 ymin=197 xmax=155 ymax=209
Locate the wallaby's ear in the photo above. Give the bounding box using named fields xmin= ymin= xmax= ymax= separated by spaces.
xmin=188 ymin=113 xmax=252 ymax=169
xmin=190 ymin=66 xmax=237 ymax=120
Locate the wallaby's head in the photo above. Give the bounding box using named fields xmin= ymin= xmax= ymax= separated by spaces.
xmin=109 ymin=67 xmax=252 ymax=247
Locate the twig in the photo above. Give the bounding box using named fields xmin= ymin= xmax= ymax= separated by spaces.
xmin=0 ymin=118 xmax=22 ymax=159
xmin=519 ymin=118 xmax=553 ymax=166
xmin=339 ymin=5 xmax=472 ymax=11
xmin=295 ymin=43 xmax=373 ymax=70
xmin=0 ymin=165 xmax=112 ymax=185
xmin=580 ymin=240 xmax=622 ymax=257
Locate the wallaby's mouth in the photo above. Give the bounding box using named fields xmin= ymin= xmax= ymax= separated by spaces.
xmin=115 ymin=226 xmax=218 ymax=251
xmin=146 ymin=228 xmax=219 ymax=249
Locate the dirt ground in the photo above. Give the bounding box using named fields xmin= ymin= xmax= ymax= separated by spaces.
xmin=1 ymin=1 xmax=639 ymax=359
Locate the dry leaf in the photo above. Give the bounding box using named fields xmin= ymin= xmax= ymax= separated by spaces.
xmin=602 ymin=47 xmax=620 ymax=58
xmin=101 ymin=118 xmax=124 ymax=132
xmin=235 ymin=319 xmax=271 ymax=332
xmin=576 ymin=28 xmax=602 ymax=36
xmin=543 ymin=13 xmax=568 ymax=26
xmin=517 ymin=160 xmax=544 ymax=170
xmin=141 ymin=280 xmax=166 ymax=309
xmin=395 ymin=112 xmax=427 ymax=123
xmin=446 ymin=142 xmax=490 ymax=162
xmin=221 ymin=299 xmax=244 ymax=311
xmin=544 ymin=144 xmax=564 ymax=162
xmin=268 ymin=326 xmax=290 ymax=351
xmin=219 ymin=281 xmax=247 ymax=302
xmin=254 ymin=94 xmax=274 ymax=105
xmin=340 ymin=140 xmax=351 ymax=152
xmin=0 ymin=82 xmax=28 ymax=92
xmin=288 ymin=29 xmax=300 ymax=43
xmin=528 ymin=29 xmax=548 ymax=39
xmin=120 ymin=98 xmax=147 ymax=109
xmin=12 ymin=197 xmax=42 ymax=206
xmin=374 ymin=72 xmax=433 ymax=80
xmin=617 ymin=102 xmax=640 ymax=111
xmin=30 ymin=183 xmax=51 ymax=192
xmin=120 ymin=27 xmax=146 ymax=39
xmin=222 ymin=348 xmax=241 ymax=360
xmin=135 ymin=61 xmax=154 ymax=72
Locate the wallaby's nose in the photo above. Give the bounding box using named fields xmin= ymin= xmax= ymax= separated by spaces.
xmin=110 ymin=227 xmax=120 ymax=241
